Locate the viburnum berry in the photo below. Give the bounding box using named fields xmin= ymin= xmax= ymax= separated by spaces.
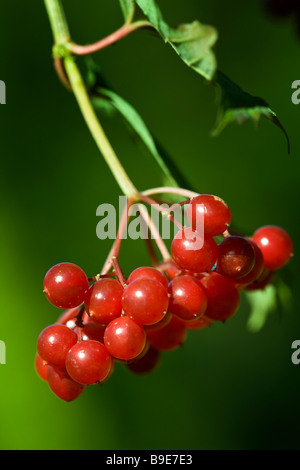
xmin=122 ymin=278 xmax=169 ymax=325
xmin=198 ymin=272 xmax=240 ymax=322
xmin=216 ymin=236 xmax=255 ymax=279
xmin=66 ymin=340 xmax=112 ymax=385
xmin=235 ymin=239 xmax=264 ymax=287
xmin=84 ymin=278 xmax=123 ymax=324
xmin=146 ymin=311 xmax=172 ymax=331
xmin=252 ymin=225 xmax=293 ymax=270
xmin=171 ymin=227 xmax=218 ymax=273
xmin=104 ymin=316 xmax=147 ymax=361
xmin=185 ymin=315 xmax=213 ymax=331
xmin=167 ymin=275 xmax=208 ymax=321
xmin=127 ymin=266 xmax=168 ymax=289
xmin=126 ymin=346 xmax=161 ymax=375
xmin=35 ymin=353 xmax=49 ymax=381
xmin=37 ymin=324 xmax=78 ymax=368
xmin=245 ymin=268 xmax=275 ymax=291
xmin=79 ymin=322 xmax=106 ymax=343
xmin=147 ymin=315 xmax=187 ymax=351
xmin=187 ymin=194 xmax=231 ymax=236
xmin=43 ymin=262 xmax=89 ymax=309
xmin=47 ymin=366 xmax=86 ymax=402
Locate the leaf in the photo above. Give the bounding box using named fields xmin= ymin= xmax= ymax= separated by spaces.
xmin=212 ymin=71 xmax=290 ymax=153
xmin=135 ymin=0 xmax=218 ymax=81
xmin=86 ymin=59 xmax=179 ymax=189
xmin=134 ymin=0 xmax=289 ymax=149
xmin=119 ymin=0 xmax=136 ymax=23
xmin=245 ymin=285 xmax=278 ymax=333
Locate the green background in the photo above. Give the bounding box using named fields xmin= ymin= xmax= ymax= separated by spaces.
xmin=0 ymin=0 xmax=299 ymax=450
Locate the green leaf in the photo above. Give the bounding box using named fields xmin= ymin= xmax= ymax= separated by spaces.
xmin=119 ymin=0 xmax=136 ymax=23
xmin=212 ymin=71 xmax=290 ymax=153
xmin=135 ymin=0 xmax=218 ymax=81
xmin=134 ymin=0 xmax=289 ymax=149
xmin=86 ymin=59 xmax=179 ymax=189
xmin=245 ymin=285 xmax=278 ymax=333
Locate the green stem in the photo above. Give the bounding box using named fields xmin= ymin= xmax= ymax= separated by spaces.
xmin=44 ymin=0 xmax=138 ymax=197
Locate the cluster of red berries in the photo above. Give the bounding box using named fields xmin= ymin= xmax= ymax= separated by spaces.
xmin=35 ymin=194 xmax=293 ymax=401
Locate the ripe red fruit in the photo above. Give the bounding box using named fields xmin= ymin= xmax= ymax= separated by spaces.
xmin=185 ymin=316 xmax=213 ymax=331
xmin=104 ymin=316 xmax=147 ymax=361
xmin=216 ymin=236 xmax=255 ymax=279
xmin=122 ymin=278 xmax=169 ymax=325
xmin=171 ymin=227 xmax=218 ymax=273
xmin=198 ymin=272 xmax=240 ymax=322
xmin=79 ymin=322 xmax=106 ymax=343
xmin=245 ymin=269 xmax=275 ymax=291
xmin=126 ymin=346 xmax=161 ymax=375
xmin=35 ymin=353 xmax=49 ymax=381
xmin=147 ymin=315 xmax=187 ymax=351
xmin=85 ymin=278 xmax=123 ymax=324
xmin=187 ymin=194 xmax=231 ymax=236
xmin=47 ymin=366 xmax=86 ymax=402
xmin=252 ymin=225 xmax=293 ymax=270
xmin=66 ymin=340 xmax=112 ymax=385
xmin=127 ymin=266 xmax=168 ymax=289
xmin=235 ymin=239 xmax=264 ymax=287
xmin=146 ymin=311 xmax=172 ymax=331
xmin=168 ymin=275 xmax=208 ymax=321
xmin=37 ymin=324 xmax=78 ymax=368
xmin=43 ymin=262 xmax=89 ymax=309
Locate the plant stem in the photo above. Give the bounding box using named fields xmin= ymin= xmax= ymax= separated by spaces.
xmin=142 ymin=187 xmax=199 ymax=199
xmin=44 ymin=0 xmax=138 ymax=198
xmin=70 ymin=21 xmax=152 ymax=55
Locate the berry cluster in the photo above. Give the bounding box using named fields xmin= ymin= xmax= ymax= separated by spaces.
xmin=35 ymin=193 xmax=293 ymax=401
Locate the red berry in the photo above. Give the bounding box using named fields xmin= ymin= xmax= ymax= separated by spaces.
xmin=35 ymin=353 xmax=49 ymax=381
xmin=127 ymin=266 xmax=168 ymax=289
xmin=37 ymin=324 xmax=78 ymax=368
xmin=216 ymin=236 xmax=255 ymax=279
xmin=252 ymin=225 xmax=293 ymax=270
xmin=171 ymin=227 xmax=218 ymax=273
xmin=235 ymin=239 xmax=264 ymax=287
xmin=79 ymin=322 xmax=106 ymax=343
xmin=146 ymin=311 xmax=172 ymax=331
xmin=147 ymin=315 xmax=187 ymax=351
xmin=122 ymin=278 xmax=169 ymax=325
xmin=104 ymin=316 xmax=146 ymax=361
xmin=66 ymin=340 xmax=112 ymax=385
xmin=168 ymin=275 xmax=207 ymax=321
xmin=186 ymin=316 xmax=213 ymax=331
xmin=198 ymin=272 xmax=240 ymax=322
xmin=245 ymin=269 xmax=275 ymax=291
xmin=187 ymin=194 xmax=231 ymax=236
xmin=85 ymin=278 xmax=123 ymax=324
xmin=43 ymin=262 xmax=89 ymax=309
xmin=47 ymin=366 xmax=86 ymax=402
xmin=126 ymin=346 xmax=161 ymax=375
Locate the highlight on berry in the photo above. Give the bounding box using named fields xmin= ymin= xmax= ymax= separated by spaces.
xmin=36 ymin=191 xmax=293 ymax=401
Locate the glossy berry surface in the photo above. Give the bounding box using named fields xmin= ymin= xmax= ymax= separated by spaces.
xmin=43 ymin=262 xmax=89 ymax=309
xmin=216 ymin=236 xmax=255 ymax=279
xmin=66 ymin=340 xmax=112 ymax=385
xmin=122 ymin=278 xmax=169 ymax=325
xmin=79 ymin=322 xmax=106 ymax=343
xmin=147 ymin=315 xmax=187 ymax=351
xmin=235 ymin=239 xmax=264 ymax=287
xmin=171 ymin=227 xmax=218 ymax=273
xmin=127 ymin=346 xmax=161 ymax=375
xmin=85 ymin=278 xmax=123 ymax=324
xmin=199 ymin=272 xmax=240 ymax=322
xmin=245 ymin=269 xmax=275 ymax=291
xmin=187 ymin=194 xmax=231 ymax=236
xmin=104 ymin=316 xmax=146 ymax=361
xmin=127 ymin=266 xmax=168 ymax=289
xmin=146 ymin=311 xmax=172 ymax=331
xmin=35 ymin=353 xmax=49 ymax=381
xmin=252 ymin=225 xmax=293 ymax=270
xmin=168 ymin=275 xmax=207 ymax=321
xmin=37 ymin=324 xmax=78 ymax=367
xmin=47 ymin=366 xmax=86 ymax=402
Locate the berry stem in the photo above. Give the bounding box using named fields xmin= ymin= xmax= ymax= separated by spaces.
xmin=111 ymin=257 xmax=127 ymax=287
xmin=142 ymin=187 xmax=199 ymax=199
xmin=69 ymin=21 xmax=152 ymax=55
xmin=138 ymin=194 xmax=183 ymax=230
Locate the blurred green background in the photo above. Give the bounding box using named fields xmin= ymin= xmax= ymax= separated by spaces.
xmin=0 ymin=0 xmax=299 ymax=450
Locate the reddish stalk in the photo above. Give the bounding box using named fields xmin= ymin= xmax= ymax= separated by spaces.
xmin=70 ymin=21 xmax=151 ymax=56
xmin=138 ymin=194 xmax=183 ymax=231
